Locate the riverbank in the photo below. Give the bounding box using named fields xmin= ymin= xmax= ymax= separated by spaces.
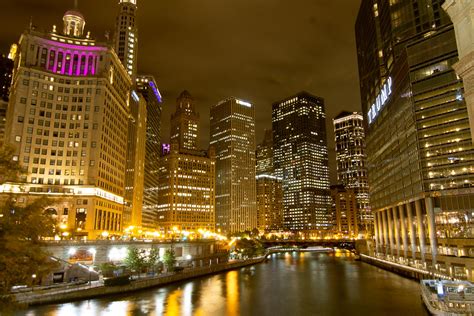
xmin=360 ymin=254 xmax=431 ymax=280
xmin=13 ymin=257 xmax=265 ymax=307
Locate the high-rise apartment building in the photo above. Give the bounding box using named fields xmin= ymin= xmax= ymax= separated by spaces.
xmin=256 ymin=130 xmax=283 ymax=232
xmin=1 ymin=9 xmax=132 ymax=239
xmin=330 ymin=185 xmax=359 ymax=238
xmin=356 ymin=0 xmax=474 ymax=278
xmin=272 ymin=92 xmax=331 ymax=234
xmin=136 ymin=75 xmax=162 ymax=230
xmin=171 ymin=90 xmax=199 ymax=151
xmin=210 ymin=97 xmax=257 ymax=234
xmin=158 ymin=91 xmax=215 ymax=234
xmin=333 ymin=111 xmax=370 ymax=234
xmin=115 ymin=0 xmax=138 ymax=80
xmin=0 ymin=52 xmax=14 ymax=145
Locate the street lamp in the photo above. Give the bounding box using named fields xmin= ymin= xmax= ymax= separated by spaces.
xmin=32 ymin=274 xmax=36 ymax=291
xmin=88 ymin=266 xmax=94 ymax=287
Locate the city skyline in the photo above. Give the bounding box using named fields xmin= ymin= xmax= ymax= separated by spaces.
xmin=3 ymin=1 xmax=474 ymax=314
xmin=0 ymin=0 xmax=362 ymax=183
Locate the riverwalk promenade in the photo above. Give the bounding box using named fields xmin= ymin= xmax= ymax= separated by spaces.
xmin=11 ymin=257 xmax=265 ymax=307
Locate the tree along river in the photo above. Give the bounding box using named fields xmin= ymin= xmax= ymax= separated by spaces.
xmin=17 ymin=251 xmax=429 ymax=316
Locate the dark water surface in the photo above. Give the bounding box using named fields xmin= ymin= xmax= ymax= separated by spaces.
xmin=17 ymin=252 xmax=428 ymax=316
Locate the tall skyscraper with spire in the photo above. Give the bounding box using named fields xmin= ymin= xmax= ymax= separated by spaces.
xmin=115 ymin=0 xmax=138 ymax=80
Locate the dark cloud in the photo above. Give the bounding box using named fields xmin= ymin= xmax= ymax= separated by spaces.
xmin=0 ymin=0 xmax=362 ymax=183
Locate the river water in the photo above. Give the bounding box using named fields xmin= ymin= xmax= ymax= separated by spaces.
xmin=17 ymin=251 xmax=428 ymax=316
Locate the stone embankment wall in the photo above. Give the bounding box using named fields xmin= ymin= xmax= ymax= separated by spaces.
xmin=15 ymin=258 xmax=265 ymax=306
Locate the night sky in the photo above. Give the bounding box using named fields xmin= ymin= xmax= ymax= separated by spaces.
xmin=0 ymin=0 xmax=362 ymax=183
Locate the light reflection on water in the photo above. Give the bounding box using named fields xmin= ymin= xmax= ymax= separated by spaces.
xmin=17 ymin=253 xmax=428 ymax=316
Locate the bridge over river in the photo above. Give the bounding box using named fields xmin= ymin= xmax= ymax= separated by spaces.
xmin=261 ymin=239 xmax=357 ymax=250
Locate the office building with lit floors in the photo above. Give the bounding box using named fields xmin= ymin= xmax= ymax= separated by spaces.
xmin=272 ymin=92 xmax=331 ymax=235
xmin=114 ymin=0 xmax=138 ymax=80
xmin=356 ymin=0 xmax=474 ymax=279
xmin=157 ymin=91 xmax=215 ymax=235
xmin=210 ymin=97 xmax=257 ymax=234
xmin=136 ymin=75 xmax=162 ymax=231
xmin=330 ymin=185 xmax=358 ymax=238
xmin=1 ymin=8 xmax=132 ymax=239
xmin=123 ymin=91 xmax=147 ymax=229
xmin=333 ymin=111 xmax=370 ymax=235
xmin=256 ymin=130 xmax=283 ymax=232
xmin=0 ymin=52 xmax=14 ymax=145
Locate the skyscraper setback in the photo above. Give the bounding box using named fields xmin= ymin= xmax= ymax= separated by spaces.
xmin=272 ymin=92 xmax=331 ymax=234
xmin=158 ymin=91 xmax=215 ymax=234
xmin=171 ymin=90 xmax=199 ymax=151
xmin=210 ymin=97 xmax=257 ymax=234
xmin=356 ymin=0 xmax=474 ymax=275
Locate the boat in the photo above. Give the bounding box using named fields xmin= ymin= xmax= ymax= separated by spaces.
xmin=420 ymin=279 xmax=474 ymax=315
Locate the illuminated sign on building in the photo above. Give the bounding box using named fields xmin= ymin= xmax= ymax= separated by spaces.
xmin=367 ymin=77 xmax=392 ymax=125
xmin=236 ymin=99 xmax=252 ymax=107
xmin=148 ymin=81 xmax=162 ymax=103
xmin=162 ymin=143 xmax=171 ymax=155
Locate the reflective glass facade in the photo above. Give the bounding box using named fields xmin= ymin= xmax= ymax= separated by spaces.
xmin=356 ymin=0 xmax=474 ymax=277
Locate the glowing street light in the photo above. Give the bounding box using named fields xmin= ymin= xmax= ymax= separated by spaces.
xmin=32 ymin=274 xmax=37 ymax=291
xmin=88 ymin=266 xmax=94 ymax=287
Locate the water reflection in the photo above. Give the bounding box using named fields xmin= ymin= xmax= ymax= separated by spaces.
xmin=19 ymin=253 xmax=428 ymax=316
xmin=225 ymin=271 xmax=239 ymax=316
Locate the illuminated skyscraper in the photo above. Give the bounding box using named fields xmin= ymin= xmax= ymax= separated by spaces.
xmin=356 ymin=0 xmax=474 ymax=275
xmin=2 ymin=8 xmax=132 ymax=239
xmin=171 ymin=90 xmax=199 ymax=151
xmin=115 ymin=0 xmax=138 ymax=80
xmin=333 ymin=111 xmax=370 ymax=234
xmin=330 ymin=185 xmax=358 ymax=238
xmin=210 ymin=97 xmax=257 ymax=234
xmin=158 ymin=91 xmax=215 ymax=234
xmin=136 ymin=75 xmax=162 ymax=230
xmin=256 ymin=130 xmax=283 ymax=232
xmin=124 ymin=92 xmax=147 ymax=229
xmin=272 ymin=92 xmax=331 ymax=234
xmin=0 ymin=52 xmax=14 ymax=145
